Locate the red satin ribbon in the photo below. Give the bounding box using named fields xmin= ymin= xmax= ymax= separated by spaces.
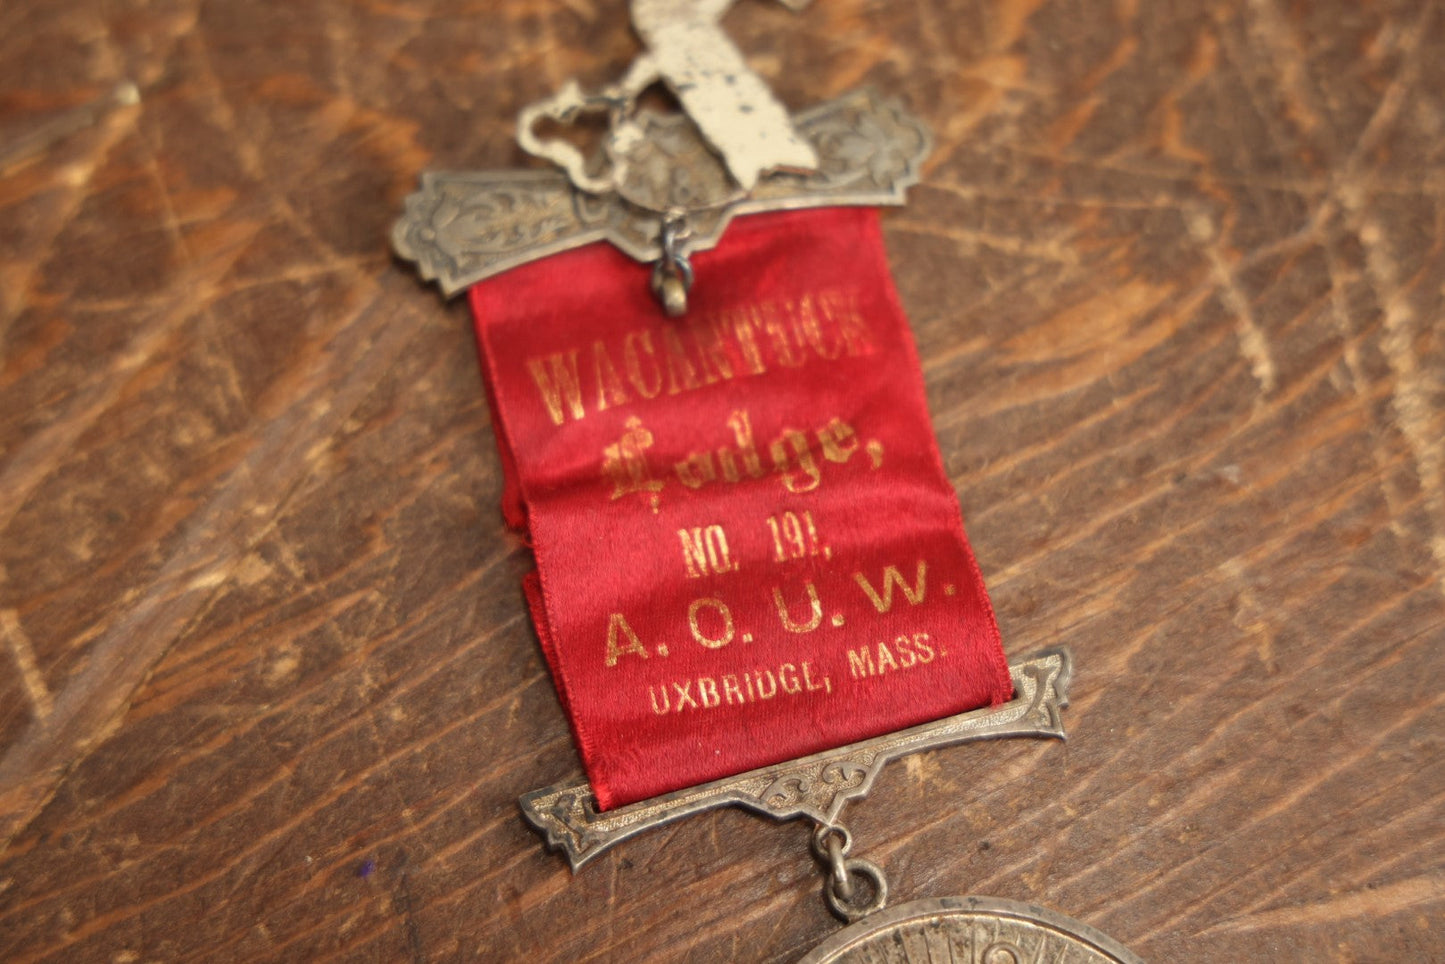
xmin=470 ymin=208 xmax=1011 ymax=810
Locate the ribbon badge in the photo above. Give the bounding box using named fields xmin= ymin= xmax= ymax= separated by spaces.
xmin=391 ymin=6 xmax=1142 ymax=957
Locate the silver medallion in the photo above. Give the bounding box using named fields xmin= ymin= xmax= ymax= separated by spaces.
xmin=797 ymin=897 xmax=1147 ymax=964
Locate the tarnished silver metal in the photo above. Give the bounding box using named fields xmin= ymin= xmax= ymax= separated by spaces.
xmin=796 ymin=896 xmax=1148 ymax=963
xmin=824 ymin=857 xmax=888 ymax=923
xmin=811 ymin=824 xmax=854 ymax=861
xmin=648 ymin=213 xmax=694 ymax=317
xmin=516 ymin=81 xmax=627 ymax=197
xmin=810 ymin=822 xmax=889 ymax=921
xmin=520 ymin=0 xmax=819 ymax=195
xmin=520 ymin=649 xmax=1071 ymax=871
xmin=394 ymin=0 xmax=927 ymax=313
xmin=814 ymin=826 xmax=855 ymax=901
xmin=828 ymin=835 xmax=851 ymax=899
xmin=392 ymin=87 xmax=931 ymax=298
xmin=814 ymin=824 xmax=854 ymax=899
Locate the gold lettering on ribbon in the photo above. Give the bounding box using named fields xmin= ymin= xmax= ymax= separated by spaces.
xmin=847 ymin=646 xmax=875 ymax=679
xmin=688 ymin=597 xmax=735 ymax=649
xmin=601 ymin=417 xmax=664 ymax=512
xmin=773 ymin=581 xmax=822 ymax=633
xmin=755 ymin=300 xmax=801 ymax=368
xmin=592 ymin=339 xmax=630 ymax=412
xmin=623 ymin=330 xmax=663 ymax=399
xmin=854 ymin=561 xmax=928 ymax=612
xmin=799 ymin=292 xmax=841 ymax=359
xmin=847 ymin=633 xmax=941 ymax=680
xmin=645 ymin=662 xmax=834 ymax=715
xmin=605 ymin=613 xmax=648 ymax=667
xmin=600 ymin=410 xmax=883 ymax=509
xmin=674 ymin=452 xmax=716 ymax=489
xmin=662 ymin=327 xmax=703 ymax=394
xmin=767 ymin=510 xmax=829 ymax=562
xmin=770 ymin=429 xmax=821 ymax=493
xmin=728 ymin=307 xmax=768 ymax=375
xmin=753 ymin=669 xmax=778 ymax=699
xmin=803 ymin=662 xmax=831 ymax=693
xmin=695 ymin=317 xmax=736 ymax=382
xmin=672 ymin=680 xmax=699 ymax=710
xmin=820 ymin=288 xmax=874 ymax=356
xmin=527 ymin=352 xmax=585 ymax=425
xmin=818 ymin=418 xmax=859 ymax=463
xmin=526 ymin=288 xmax=874 ymax=429
xmin=678 ymin=525 xmax=739 ymax=578
xmin=725 ymin=410 xmax=765 ymax=480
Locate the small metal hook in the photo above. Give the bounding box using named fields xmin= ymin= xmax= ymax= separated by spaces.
xmin=650 ymin=213 xmax=695 ymax=317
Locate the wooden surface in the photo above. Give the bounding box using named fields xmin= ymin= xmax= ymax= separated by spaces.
xmin=1 ymin=0 xmax=1443 ymax=961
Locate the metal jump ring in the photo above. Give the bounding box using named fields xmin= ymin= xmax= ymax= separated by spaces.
xmin=649 ymin=257 xmax=694 ymax=317
xmin=823 ymin=857 xmax=889 ymax=923
xmin=810 ymin=824 xmax=852 ymax=861
xmin=827 ymin=833 xmax=852 ymax=899
xmin=650 ymin=214 xmax=695 ymax=317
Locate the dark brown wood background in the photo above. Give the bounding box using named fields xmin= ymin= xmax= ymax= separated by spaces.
xmin=2 ymin=0 xmax=1442 ymax=960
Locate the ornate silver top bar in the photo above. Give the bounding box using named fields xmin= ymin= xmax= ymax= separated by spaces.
xmin=391 ymin=88 xmax=931 ymax=298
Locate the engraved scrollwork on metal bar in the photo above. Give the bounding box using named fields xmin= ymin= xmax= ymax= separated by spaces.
xmin=390 ymin=88 xmax=932 ymax=297
xmin=520 ymin=648 xmax=1072 ymax=871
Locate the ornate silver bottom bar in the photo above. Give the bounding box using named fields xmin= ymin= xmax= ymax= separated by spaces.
xmin=521 ymin=648 xmax=1072 ymax=870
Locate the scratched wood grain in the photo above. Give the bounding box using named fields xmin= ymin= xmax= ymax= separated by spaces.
xmin=1 ymin=0 xmax=1442 ymax=961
